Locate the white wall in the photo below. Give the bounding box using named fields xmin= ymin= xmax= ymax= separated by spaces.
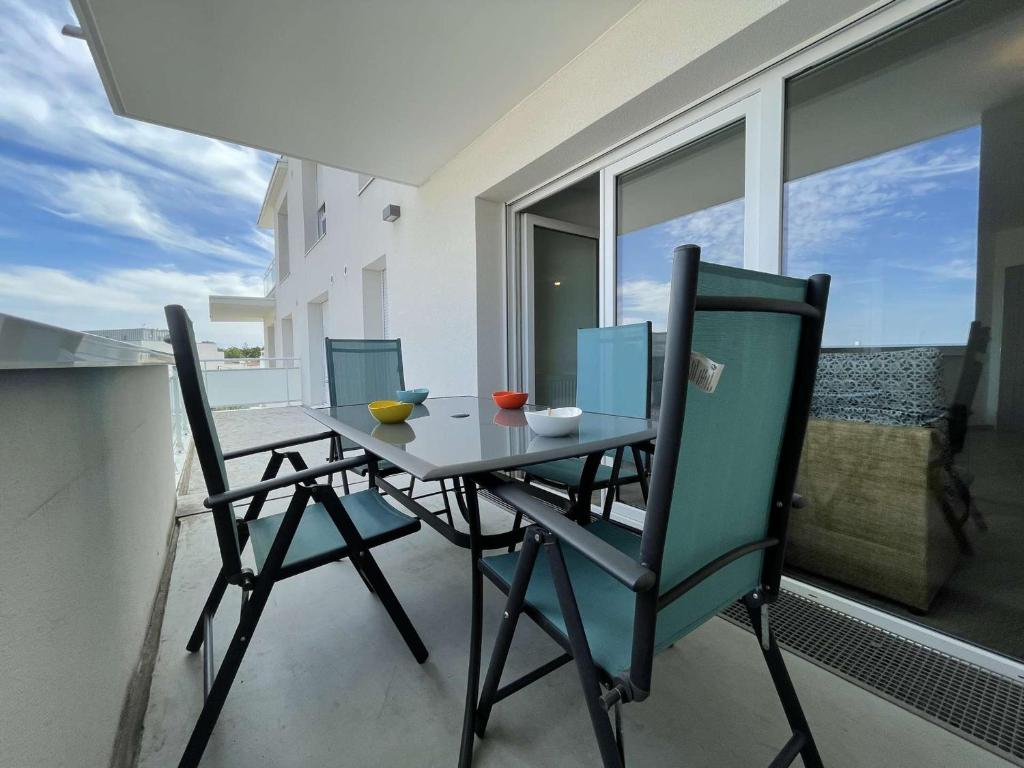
xmin=265 ymin=0 xmax=878 ymax=405
xmin=0 ymin=364 xmax=177 ymax=768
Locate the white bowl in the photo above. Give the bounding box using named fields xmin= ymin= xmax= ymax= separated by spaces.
xmin=524 ymin=406 xmax=582 ymax=437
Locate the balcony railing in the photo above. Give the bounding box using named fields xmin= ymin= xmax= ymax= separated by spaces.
xmin=169 ymin=357 xmax=303 ymax=473
xmin=263 ymin=259 xmax=278 ymax=296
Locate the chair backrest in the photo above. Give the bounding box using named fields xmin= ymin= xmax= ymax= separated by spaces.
xmin=325 ymin=338 xmax=406 ymax=408
xmin=575 ymin=322 xmax=652 ymax=418
xmin=165 ymin=305 xmax=243 ymax=579
xmin=325 ymin=338 xmax=406 ymax=453
xmin=629 ymin=246 xmax=828 ymax=695
xmin=950 ymin=320 xmax=990 ymax=454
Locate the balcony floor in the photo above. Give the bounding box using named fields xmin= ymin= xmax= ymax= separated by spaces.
xmin=146 ymin=407 xmax=1009 ymax=767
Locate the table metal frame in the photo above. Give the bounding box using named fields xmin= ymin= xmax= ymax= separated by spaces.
xmin=304 ymin=401 xmax=655 ymax=767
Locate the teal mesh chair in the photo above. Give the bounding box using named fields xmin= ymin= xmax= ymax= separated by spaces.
xmin=167 ymin=307 xmax=428 ymax=768
xmin=521 ymin=322 xmax=653 ymax=519
xmin=325 ymin=337 xmax=453 ymax=523
xmin=465 ymin=246 xmax=830 ymax=768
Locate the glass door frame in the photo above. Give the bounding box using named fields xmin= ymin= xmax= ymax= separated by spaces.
xmin=520 ymin=213 xmax=600 ymax=400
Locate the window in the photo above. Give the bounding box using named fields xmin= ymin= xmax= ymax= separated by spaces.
xmin=615 ymin=121 xmax=745 ymax=331
xmin=779 ymin=0 xmax=1024 ymax=663
xmin=317 ymin=202 xmax=327 ymax=239
xmin=276 ymin=196 xmax=290 ymax=281
xmin=301 ymin=160 xmax=325 ymax=250
xmin=784 ymin=38 xmax=984 ymax=348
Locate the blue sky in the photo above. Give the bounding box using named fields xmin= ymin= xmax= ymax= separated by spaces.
xmin=618 ymin=126 xmax=981 ymax=348
xmin=0 ymin=0 xmax=275 ymax=346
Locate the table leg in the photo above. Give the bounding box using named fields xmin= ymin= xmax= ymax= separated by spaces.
xmin=573 ymin=452 xmax=604 ymax=525
xmin=458 ymin=478 xmax=484 ymax=768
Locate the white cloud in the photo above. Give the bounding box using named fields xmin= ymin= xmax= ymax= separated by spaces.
xmin=892 ymin=257 xmax=976 ymax=281
xmin=619 ymin=278 xmax=672 ymax=331
xmin=784 ymin=132 xmax=980 ymax=274
xmin=0 ymin=0 xmax=275 ymax=205
xmin=658 ymin=198 xmax=744 ymax=267
xmin=0 ymin=0 xmax=277 ymax=340
xmin=0 ymin=265 xmax=266 ymax=346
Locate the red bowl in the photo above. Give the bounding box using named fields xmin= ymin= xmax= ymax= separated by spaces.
xmin=493 ymin=390 xmax=529 ymax=410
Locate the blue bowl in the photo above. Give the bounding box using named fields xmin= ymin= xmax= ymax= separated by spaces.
xmin=396 ymin=387 xmax=429 ymax=405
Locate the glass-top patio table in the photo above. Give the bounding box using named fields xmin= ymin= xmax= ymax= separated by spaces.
xmin=304 ymin=395 xmax=657 ymax=767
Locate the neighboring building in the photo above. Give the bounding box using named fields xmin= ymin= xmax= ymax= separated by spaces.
xmin=88 ymin=327 xmax=172 ymax=354
xmin=211 ymin=159 xmax=413 ymax=404
xmin=88 ymin=327 xmax=170 ymax=344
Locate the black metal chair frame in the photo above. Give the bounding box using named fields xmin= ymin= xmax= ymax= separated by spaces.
xmin=324 ymin=336 xmax=455 ymax=524
xmin=511 ymin=323 xmax=654 ymax=551
xmin=465 ymin=245 xmax=831 ymax=768
xmin=945 ymin=320 xmax=990 ymax=536
xmin=167 ymin=307 xmax=428 ymax=768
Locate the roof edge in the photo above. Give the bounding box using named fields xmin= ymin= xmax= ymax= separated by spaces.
xmin=256 ymin=158 xmax=289 ymax=228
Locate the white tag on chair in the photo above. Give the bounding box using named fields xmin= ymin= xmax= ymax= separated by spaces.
xmin=689 ymin=351 xmax=724 ymax=394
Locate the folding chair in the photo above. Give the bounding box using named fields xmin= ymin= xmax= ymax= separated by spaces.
xmin=325 ymin=337 xmax=454 ymax=523
xmin=520 ymin=322 xmax=653 ymax=521
xmin=466 ymin=245 xmax=830 ymax=767
xmin=166 ymin=306 xmax=428 ymax=768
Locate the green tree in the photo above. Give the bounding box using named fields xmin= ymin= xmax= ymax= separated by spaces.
xmin=223 ymin=344 xmax=262 ymax=359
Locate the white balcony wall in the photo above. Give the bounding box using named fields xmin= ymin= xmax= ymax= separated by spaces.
xmin=260 ymin=0 xmax=876 ymax=406
xmin=0 ymin=364 xmax=176 ymax=768
xmin=201 ymin=361 xmax=302 ymax=408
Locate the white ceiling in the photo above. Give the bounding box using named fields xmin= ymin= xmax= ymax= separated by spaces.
xmin=72 ymin=0 xmax=641 ymax=185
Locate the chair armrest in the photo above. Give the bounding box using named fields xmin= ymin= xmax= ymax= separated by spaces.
xmin=489 ymin=480 xmax=656 ymax=593
xmin=222 ymin=430 xmax=338 ymax=461
xmin=205 ymin=455 xmax=369 ymax=507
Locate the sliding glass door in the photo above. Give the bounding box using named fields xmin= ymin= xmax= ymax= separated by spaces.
xmin=509 ymin=0 xmax=1024 ymax=674
xmin=520 ymin=214 xmax=599 ymax=407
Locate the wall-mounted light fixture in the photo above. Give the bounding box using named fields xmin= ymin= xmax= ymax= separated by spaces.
xmin=382 ymin=204 xmax=401 ymax=223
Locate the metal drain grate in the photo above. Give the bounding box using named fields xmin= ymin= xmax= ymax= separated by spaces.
xmin=722 ymin=591 xmax=1024 ymax=765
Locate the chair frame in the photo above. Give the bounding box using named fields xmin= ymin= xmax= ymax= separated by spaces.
xmin=324 ymin=336 xmax=455 ymax=524
xmin=167 ymin=307 xmax=428 ymax=768
xmin=522 ymin=322 xmax=654 ymax=519
xmin=467 ymin=245 xmax=830 ymax=768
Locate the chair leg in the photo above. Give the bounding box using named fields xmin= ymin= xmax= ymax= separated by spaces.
xmin=475 ymin=529 xmax=542 ymax=737
xmin=350 ymin=558 xmax=377 ymax=596
xmin=459 ymin=482 xmax=485 ymax=768
xmin=179 ymin=579 xmax=275 ymax=768
xmin=743 ymin=593 xmax=824 ymax=768
xmin=186 ymin=572 xmax=229 ymax=652
xmin=547 ymin=537 xmax=624 ymax=768
xmin=601 ymin=486 xmax=616 ymax=520
xmin=940 ymin=496 xmax=973 ymax=555
xmin=350 ymin=546 xmax=428 ymax=663
xmin=507 ymin=477 xmax=530 ymax=553
xmin=440 ymin=479 xmax=455 ymax=527
xmin=327 ymin=436 xmax=338 ymax=487
xmin=631 ymin=446 xmax=649 ymax=504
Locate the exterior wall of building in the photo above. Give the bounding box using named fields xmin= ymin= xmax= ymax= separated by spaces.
xmin=263 ymin=0 xmax=878 ymax=404
xmin=0 ymin=364 xmax=177 ymax=768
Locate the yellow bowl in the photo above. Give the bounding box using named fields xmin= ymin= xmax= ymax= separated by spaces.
xmin=368 ymin=399 xmax=414 ymax=424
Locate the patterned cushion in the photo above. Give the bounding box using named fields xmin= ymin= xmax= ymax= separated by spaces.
xmin=811 ymin=347 xmax=948 ymax=427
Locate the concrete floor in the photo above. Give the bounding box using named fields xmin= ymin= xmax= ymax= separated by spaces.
xmin=143 ymin=408 xmax=1010 ymax=767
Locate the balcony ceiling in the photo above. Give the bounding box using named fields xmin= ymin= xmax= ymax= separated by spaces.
xmin=209 ymin=295 xmax=275 ymax=323
xmin=71 ymin=0 xmax=642 ymax=185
